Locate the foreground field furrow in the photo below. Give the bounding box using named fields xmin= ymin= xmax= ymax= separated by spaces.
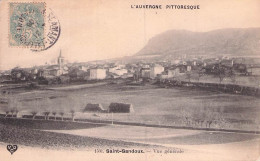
xmin=0 ymin=121 xmax=157 ymax=149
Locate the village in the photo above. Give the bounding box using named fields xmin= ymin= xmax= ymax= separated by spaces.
xmin=1 ymin=50 xmax=260 ymax=131
xmin=1 ymin=50 xmax=260 ymax=89
xmin=1 ymin=51 xmax=260 ymax=158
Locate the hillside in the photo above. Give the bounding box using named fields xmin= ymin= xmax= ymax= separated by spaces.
xmin=136 ymin=28 xmax=260 ymax=57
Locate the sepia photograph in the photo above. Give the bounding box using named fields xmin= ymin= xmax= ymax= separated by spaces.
xmin=0 ymin=0 xmax=260 ymax=161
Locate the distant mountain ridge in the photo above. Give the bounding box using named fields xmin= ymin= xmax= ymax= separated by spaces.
xmin=136 ymin=28 xmax=260 ymax=57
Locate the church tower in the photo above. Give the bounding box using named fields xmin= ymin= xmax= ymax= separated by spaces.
xmin=57 ymin=50 xmax=64 ymax=69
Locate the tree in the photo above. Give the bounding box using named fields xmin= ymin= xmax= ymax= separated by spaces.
xmin=31 ymin=111 xmax=37 ymax=119
xmin=217 ymin=65 xmax=226 ymax=84
xmin=59 ymin=112 xmax=64 ymax=121
xmin=197 ymin=69 xmax=204 ymax=82
xmin=52 ymin=111 xmax=57 ymax=121
xmin=180 ymin=107 xmax=192 ymax=126
xmin=186 ymin=72 xmax=192 ymax=82
xmin=70 ymin=109 xmax=75 ymax=122
xmin=191 ymin=107 xmax=206 ymax=127
xmin=42 ymin=97 xmax=51 ymax=120
xmin=8 ymin=96 xmax=18 ymax=117
xmin=10 ymin=109 xmax=15 ymax=117
xmin=43 ymin=111 xmax=50 ymax=120
xmin=230 ymin=74 xmax=236 ymax=84
xmin=31 ymin=93 xmax=42 ymax=120
xmin=228 ymin=68 xmax=236 ymax=84
xmin=15 ymin=108 xmax=19 ymax=117
xmin=203 ymin=105 xmax=226 ymax=129
xmin=66 ymin=96 xmax=82 ymax=122
xmin=5 ymin=111 xmax=9 ymax=117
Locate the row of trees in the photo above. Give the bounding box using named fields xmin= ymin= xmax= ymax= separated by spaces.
xmin=185 ymin=66 xmax=238 ymax=84
xmin=180 ymin=106 xmax=258 ymax=130
xmin=5 ymin=108 xmax=76 ymax=121
xmin=3 ymin=94 xmax=80 ymax=121
xmin=183 ymin=62 xmax=256 ymax=85
xmin=30 ymin=110 xmax=75 ymax=121
xmin=179 ymin=102 xmax=227 ymax=129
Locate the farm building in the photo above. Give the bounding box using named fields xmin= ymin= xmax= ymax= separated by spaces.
xmin=150 ymin=64 xmax=164 ymax=79
xmin=108 ymin=103 xmax=134 ymax=113
xmin=83 ymin=103 xmax=105 ymax=112
xmin=167 ymin=65 xmax=186 ymax=78
xmin=89 ymin=68 xmax=106 ymax=80
xmin=140 ymin=68 xmax=151 ymax=78
xmin=109 ymin=67 xmax=128 ymax=76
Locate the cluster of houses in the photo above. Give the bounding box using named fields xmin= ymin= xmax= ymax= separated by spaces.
xmin=1 ymin=51 xmax=260 ymax=85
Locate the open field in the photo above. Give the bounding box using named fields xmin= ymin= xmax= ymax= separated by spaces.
xmin=0 ymin=118 xmax=157 ymax=149
xmin=47 ymin=124 xmax=260 ymax=145
xmin=1 ymin=83 xmax=260 ymax=131
xmin=0 ymin=118 xmax=259 ymax=161
xmin=177 ymin=74 xmax=260 ymax=88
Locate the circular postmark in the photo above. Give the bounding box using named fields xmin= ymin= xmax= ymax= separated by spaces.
xmin=31 ymin=9 xmax=61 ymax=52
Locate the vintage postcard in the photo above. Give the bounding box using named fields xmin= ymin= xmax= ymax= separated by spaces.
xmin=0 ymin=0 xmax=260 ymax=161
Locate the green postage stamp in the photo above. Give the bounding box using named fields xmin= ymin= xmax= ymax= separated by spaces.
xmin=9 ymin=2 xmax=46 ymax=48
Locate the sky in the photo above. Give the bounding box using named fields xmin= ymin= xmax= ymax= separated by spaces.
xmin=0 ymin=0 xmax=260 ymax=70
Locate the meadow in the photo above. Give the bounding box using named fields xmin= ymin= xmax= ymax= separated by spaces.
xmin=1 ymin=83 xmax=260 ymax=131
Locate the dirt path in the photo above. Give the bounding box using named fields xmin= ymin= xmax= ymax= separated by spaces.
xmin=46 ymin=82 xmax=108 ymax=90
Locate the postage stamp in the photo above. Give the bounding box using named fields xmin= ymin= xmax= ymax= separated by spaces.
xmin=9 ymin=2 xmax=46 ymax=48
